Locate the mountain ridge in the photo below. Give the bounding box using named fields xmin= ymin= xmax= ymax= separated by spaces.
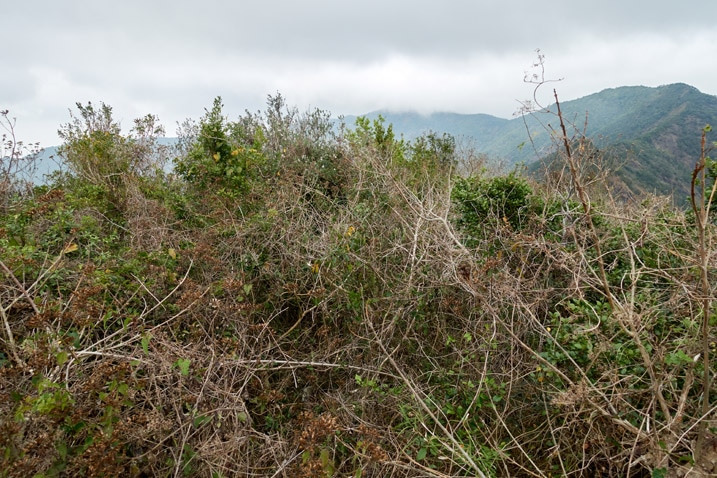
xmin=348 ymin=83 xmax=717 ymax=201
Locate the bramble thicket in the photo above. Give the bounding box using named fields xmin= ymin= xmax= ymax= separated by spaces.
xmin=1 ymin=89 xmax=717 ymax=477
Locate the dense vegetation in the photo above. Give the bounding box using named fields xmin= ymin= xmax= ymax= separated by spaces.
xmin=1 ymin=94 xmax=716 ymax=477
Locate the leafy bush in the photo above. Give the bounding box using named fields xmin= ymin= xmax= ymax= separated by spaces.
xmin=452 ymin=169 xmax=535 ymax=246
xmin=174 ymin=97 xmax=265 ymax=198
xmin=57 ymin=102 xmax=167 ymax=219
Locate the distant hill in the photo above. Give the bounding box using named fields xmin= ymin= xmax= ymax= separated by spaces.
xmin=349 ymin=83 xmax=717 ymax=203
xmin=16 ymin=146 xmax=64 ymax=185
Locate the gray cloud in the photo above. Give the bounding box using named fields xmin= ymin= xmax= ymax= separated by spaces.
xmin=4 ymin=0 xmax=717 ymax=146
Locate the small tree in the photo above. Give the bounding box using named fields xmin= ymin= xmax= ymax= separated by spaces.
xmin=174 ymin=97 xmax=262 ymax=197
xmin=58 ymin=102 xmax=127 ymax=182
xmin=57 ymin=102 xmax=167 ymax=217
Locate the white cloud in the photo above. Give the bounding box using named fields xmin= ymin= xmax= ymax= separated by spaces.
xmin=4 ymin=1 xmax=717 ymax=147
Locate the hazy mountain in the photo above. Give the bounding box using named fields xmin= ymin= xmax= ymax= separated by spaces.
xmin=16 ymin=146 xmax=64 ymax=184
xmin=356 ymin=83 xmax=717 ymax=202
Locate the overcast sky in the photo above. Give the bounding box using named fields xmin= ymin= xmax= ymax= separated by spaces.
xmin=4 ymin=0 xmax=717 ymax=147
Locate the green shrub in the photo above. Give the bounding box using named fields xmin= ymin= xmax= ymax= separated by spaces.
xmin=174 ymin=97 xmax=266 ymax=199
xmin=452 ymin=170 xmax=534 ymax=246
xmin=57 ymin=103 xmax=167 ymax=221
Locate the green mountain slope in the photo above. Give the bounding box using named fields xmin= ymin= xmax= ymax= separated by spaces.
xmin=362 ymin=83 xmax=717 ymax=202
xmin=528 ymin=83 xmax=717 ymax=201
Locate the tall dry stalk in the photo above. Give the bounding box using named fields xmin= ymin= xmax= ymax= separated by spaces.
xmin=690 ymin=126 xmax=716 ymax=458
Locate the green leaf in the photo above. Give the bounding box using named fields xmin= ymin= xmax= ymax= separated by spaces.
xmin=56 ymin=351 xmax=68 ymax=366
xmin=193 ymin=414 xmax=212 ymax=428
xmin=117 ymin=382 xmax=129 ymax=396
xmin=56 ymin=440 xmax=68 ymax=460
xmin=319 ymin=448 xmax=334 ymax=473
xmin=652 ymin=468 xmax=667 ymax=478
xmin=416 ymin=447 xmax=427 ymax=461
xmin=174 ymin=358 xmax=191 ymax=376
xmin=141 ymin=334 xmax=151 ymax=355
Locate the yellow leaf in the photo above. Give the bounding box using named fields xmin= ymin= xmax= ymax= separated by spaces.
xmin=311 ymin=263 xmax=320 ymax=274
xmin=168 ymin=248 xmax=177 ymax=259
xmin=213 ymin=152 xmax=220 ymax=161
xmin=231 ymin=149 xmax=239 ymax=156
xmin=62 ymin=243 xmax=78 ymax=254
